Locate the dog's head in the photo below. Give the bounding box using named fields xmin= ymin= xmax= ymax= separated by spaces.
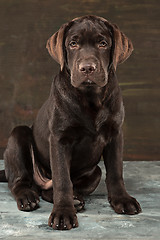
xmin=46 ymin=15 xmax=133 ymax=88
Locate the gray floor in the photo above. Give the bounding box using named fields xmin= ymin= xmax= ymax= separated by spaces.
xmin=0 ymin=160 xmax=160 ymax=240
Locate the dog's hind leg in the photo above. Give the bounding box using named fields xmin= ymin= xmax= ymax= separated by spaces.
xmin=71 ymin=165 xmax=102 ymax=211
xmin=73 ymin=165 xmax=102 ymax=196
xmin=4 ymin=126 xmax=40 ymax=211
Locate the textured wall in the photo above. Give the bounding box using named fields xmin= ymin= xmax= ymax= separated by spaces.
xmin=0 ymin=0 xmax=160 ymax=160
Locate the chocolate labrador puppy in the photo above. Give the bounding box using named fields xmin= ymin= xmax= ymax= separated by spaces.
xmin=2 ymin=15 xmax=141 ymax=230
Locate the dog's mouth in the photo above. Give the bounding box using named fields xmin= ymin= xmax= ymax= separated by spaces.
xmin=71 ymin=72 xmax=108 ymax=88
xmin=81 ymin=79 xmax=96 ymax=86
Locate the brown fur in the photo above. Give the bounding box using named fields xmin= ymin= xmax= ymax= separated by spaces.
xmin=2 ymin=16 xmax=141 ymax=231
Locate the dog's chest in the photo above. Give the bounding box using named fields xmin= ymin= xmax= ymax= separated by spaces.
xmin=61 ymin=105 xmax=118 ymax=147
xmin=71 ymin=130 xmax=105 ymax=169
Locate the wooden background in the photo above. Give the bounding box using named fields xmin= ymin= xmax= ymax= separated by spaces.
xmin=0 ymin=0 xmax=160 ymax=160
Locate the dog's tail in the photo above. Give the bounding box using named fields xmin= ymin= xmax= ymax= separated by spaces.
xmin=0 ymin=170 xmax=7 ymax=182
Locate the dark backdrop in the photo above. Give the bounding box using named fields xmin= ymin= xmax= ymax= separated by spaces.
xmin=0 ymin=0 xmax=160 ymax=160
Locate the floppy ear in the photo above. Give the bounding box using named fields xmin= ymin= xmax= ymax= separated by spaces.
xmin=46 ymin=23 xmax=69 ymax=70
xmin=98 ymin=16 xmax=133 ymax=70
xmin=111 ymin=23 xmax=133 ymax=69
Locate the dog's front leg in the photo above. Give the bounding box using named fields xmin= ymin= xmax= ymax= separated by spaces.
xmin=48 ymin=134 xmax=78 ymax=230
xmin=103 ymin=130 xmax=141 ymax=215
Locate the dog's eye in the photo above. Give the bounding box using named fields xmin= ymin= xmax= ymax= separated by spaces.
xmin=98 ymin=40 xmax=108 ymax=48
xmin=69 ymin=41 xmax=78 ymax=48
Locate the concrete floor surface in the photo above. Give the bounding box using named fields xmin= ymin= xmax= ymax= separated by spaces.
xmin=0 ymin=160 xmax=160 ymax=240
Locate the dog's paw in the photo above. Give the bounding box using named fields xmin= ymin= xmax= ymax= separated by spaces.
xmin=16 ymin=189 xmax=40 ymax=211
xmin=73 ymin=193 xmax=85 ymax=212
xmin=109 ymin=195 xmax=142 ymax=215
xmin=48 ymin=207 xmax=78 ymax=230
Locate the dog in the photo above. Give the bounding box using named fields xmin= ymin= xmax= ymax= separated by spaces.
xmin=1 ymin=15 xmax=141 ymax=230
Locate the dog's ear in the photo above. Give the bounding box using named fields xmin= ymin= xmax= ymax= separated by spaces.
xmin=98 ymin=16 xmax=133 ymax=70
xmin=111 ymin=23 xmax=133 ymax=69
xmin=46 ymin=23 xmax=69 ymax=70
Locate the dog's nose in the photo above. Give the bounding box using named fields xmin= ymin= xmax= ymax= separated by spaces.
xmin=79 ymin=63 xmax=96 ymax=75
